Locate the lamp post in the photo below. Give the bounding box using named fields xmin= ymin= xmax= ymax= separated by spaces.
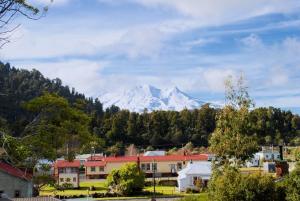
xmin=152 ymin=160 xmax=156 ymax=201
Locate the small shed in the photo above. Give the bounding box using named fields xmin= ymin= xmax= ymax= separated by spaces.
xmin=177 ymin=161 xmax=212 ymax=192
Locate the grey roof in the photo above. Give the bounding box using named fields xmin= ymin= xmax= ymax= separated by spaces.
xmin=12 ymin=197 xmax=61 ymax=201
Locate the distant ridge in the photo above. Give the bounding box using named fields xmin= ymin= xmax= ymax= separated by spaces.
xmin=99 ymin=85 xmax=216 ymax=112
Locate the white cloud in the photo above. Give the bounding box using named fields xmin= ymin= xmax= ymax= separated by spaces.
xmin=101 ymin=0 xmax=300 ymax=25
xmin=28 ymin=0 xmax=70 ymax=6
xmin=16 ymin=59 xmax=107 ymax=97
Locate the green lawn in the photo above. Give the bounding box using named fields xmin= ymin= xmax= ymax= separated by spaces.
xmin=40 ymin=181 xmax=107 ymax=196
xmin=40 ymin=181 xmax=208 ymax=200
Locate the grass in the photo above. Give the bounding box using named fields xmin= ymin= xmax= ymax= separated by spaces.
xmin=40 ymin=181 xmax=107 ymax=196
xmin=40 ymin=181 xmax=208 ymax=199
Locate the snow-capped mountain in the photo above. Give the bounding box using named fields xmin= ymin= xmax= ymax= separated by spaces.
xmin=99 ymin=85 xmax=211 ymax=112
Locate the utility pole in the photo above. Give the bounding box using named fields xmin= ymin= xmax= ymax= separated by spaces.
xmin=152 ymin=160 xmax=156 ymax=201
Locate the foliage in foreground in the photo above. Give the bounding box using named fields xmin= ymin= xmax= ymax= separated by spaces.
xmin=106 ymin=163 xmax=145 ymax=196
xmin=208 ymin=167 xmax=276 ymax=201
xmin=277 ymin=163 xmax=300 ymax=201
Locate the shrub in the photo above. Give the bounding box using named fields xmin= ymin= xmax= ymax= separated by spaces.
xmin=283 ymin=163 xmax=300 ymax=201
xmin=106 ymin=163 xmax=145 ymax=196
xmin=208 ymin=167 xmax=277 ymax=201
xmin=179 ymin=195 xmax=201 ymax=201
xmin=158 ymin=180 xmax=177 ymax=186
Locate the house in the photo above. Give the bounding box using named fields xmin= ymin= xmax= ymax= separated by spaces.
xmin=53 ymin=160 xmax=80 ymax=188
xmin=246 ymin=154 xmax=260 ymax=167
xmin=85 ymin=156 xmax=138 ymax=179
xmin=177 ymin=161 xmax=212 ymax=192
xmin=84 ymin=154 xmax=208 ymax=179
xmin=255 ymin=150 xmax=280 ymax=162
xmin=0 ymin=162 xmax=33 ymax=198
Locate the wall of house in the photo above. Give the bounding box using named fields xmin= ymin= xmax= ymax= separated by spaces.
xmin=58 ymin=173 xmax=79 ymax=188
xmin=141 ymin=160 xmax=186 ymax=173
xmin=105 ymin=162 xmax=135 ymax=174
xmin=0 ymin=171 xmax=32 ymax=198
xmin=86 ymin=166 xmax=105 ymax=175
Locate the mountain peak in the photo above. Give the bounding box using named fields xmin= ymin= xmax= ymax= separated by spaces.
xmin=99 ymin=85 xmax=207 ymax=112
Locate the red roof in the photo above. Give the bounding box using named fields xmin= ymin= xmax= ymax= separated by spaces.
xmin=104 ymin=156 xmax=138 ymax=163
xmin=0 ymin=162 xmax=32 ymax=180
xmin=84 ymin=160 xmax=106 ymax=167
xmin=54 ymin=160 xmax=81 ymax=168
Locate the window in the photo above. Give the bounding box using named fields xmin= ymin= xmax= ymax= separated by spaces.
xmin=99 ymin=166 xmax=104 ymax=172
xmin=141 ymin=164 xmax=146 ymax=171
xmin=58 ymin=168 xmax=64 ymax=173
xmin=91 ymin=167 xmax=96 ymax=172
xmin=170 ymin=164 xmax=176 ymax=173
xmin=73 ymin=177 xmax=76 ymax=182
xmin=60 ymin=178 xmax=64 ymax=182
xmin=146 ymin=163 xmax=151 ymax=171
xmin=66 ymin=178 xmax=71 ymax=182
xmin=177 ymin=163 xmax=182 ymax=171
xmin=152 ymin=163 xmax=157 ymax=171
xmin=14 ymin=190 xmax=20 ymax=198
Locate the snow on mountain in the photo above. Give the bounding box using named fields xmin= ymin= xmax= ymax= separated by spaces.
xmin=99 ymin=85 xmax=211 ymax=112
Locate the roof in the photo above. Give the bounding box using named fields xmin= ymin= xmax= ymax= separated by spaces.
xmin=105 ymin=156 xmax=138 ymax=163
xmin=178 ymin=161 xmax=212 ymax=179
xmin=54 ymin=160 xmax=81 ymax=168
xmin=0 ymin=162 xmax=32 ymax=181
xmin=87 ymin=155 xmax=104 ymax=161
xmin=144 ymin=151 xmax=166 ymax=156
xmin=13 ymin=197 xmax=61 ymax=201
xmin=84 ymin=160 xmax=106 ymax=167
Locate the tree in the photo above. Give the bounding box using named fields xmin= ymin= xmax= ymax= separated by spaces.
xmin=208 ymin=167 xmax=277 ymax=201
xmin=106 ymin=163 xmax=145 ymax=196
xmin=32 ymin=163 xmax=56 ymax=195
xmin=0 ymin=0 xmax=49 ymax=47
xmin=1 ymin=93 xmax=93 ymax=167
xmin=209 ymin=75 xmax=258 ymax=167
xmin=283 ymin=163 xmax=300 ymax=201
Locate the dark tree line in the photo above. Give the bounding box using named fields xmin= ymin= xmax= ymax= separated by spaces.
xmin=1 ymin=62 xmax=300 ymax=154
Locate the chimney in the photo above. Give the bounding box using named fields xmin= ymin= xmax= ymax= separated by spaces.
xmin=279 ymin=145 xmax=283 ymax=161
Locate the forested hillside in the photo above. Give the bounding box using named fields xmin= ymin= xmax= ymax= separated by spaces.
xmin=1 ymin=62 xmax=300 ymax=155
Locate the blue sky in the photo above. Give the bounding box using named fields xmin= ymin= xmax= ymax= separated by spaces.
xmin=1 ymin=0 xmax=300 ymax=112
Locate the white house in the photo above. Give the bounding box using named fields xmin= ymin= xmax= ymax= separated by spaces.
xmin=255 ymin=150 xmax=280 ymax=162
xmin=246 ymin=154 xmax=260 ymax=167
xmin=177 ymin=161 xmax=212 ymax=192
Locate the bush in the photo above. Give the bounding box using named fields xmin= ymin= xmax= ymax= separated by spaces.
xmin=282 ymin=163 xmax=300 ymax=201
xmin=158 ymin=180 xmax=177 ymax=186
xmin=185 ymin=188 xmax=200 ymax=194
xmin=106 ymin=163 xmax=145 ymax=196
xmin=58 ymin=183 xmax=74 ymax=190
xmin=208 ymin=167 xmax=277 ymax=201
xmin=179 ymin=195 xmax=201 ymax=201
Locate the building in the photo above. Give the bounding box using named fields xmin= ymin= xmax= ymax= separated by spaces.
xmin=53 ymin=160 xmax=80 ymax=188
xmin=84 ymin=154 xmax=208 ymax=179
xmin=177 ymin=161 xmax=212 ymax=192
xmin=0 ymin=162 xmax=33 ymax=198
xmin=255 ymin=150 xmax=280 ymax=162
xmin=246 ymin=154 xmax=260 ymax=167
